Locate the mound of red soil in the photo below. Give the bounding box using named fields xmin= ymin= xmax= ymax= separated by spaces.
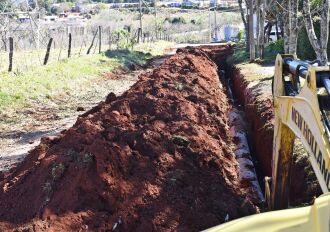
xmin=0 ymin=46 xmax=258 ymax=231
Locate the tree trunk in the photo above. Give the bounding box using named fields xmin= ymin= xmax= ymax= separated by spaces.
xmin=259 ymin=0 xmax=266 ymax=58
xmin=256 ymin=0 xmax=261 ymax=57
xmin=238 ymin=0 xmax=249 ymax=51
xmin=303 ymin=0 xmax=329 ymax=65
xmin=282 ymin=0 xmax=299 ymax=54
xmin=275 ymin=21 xmax=279 ymax=40
xmin=248 ymin=0 xmax=255 ymax=60
xmin=288 ymin=0 xmax=298 ymax=54
xmin=320 ymin=0 xmax=329 ymax=64
xmin=279 ymin=18 xmax=284 ymax=38
xmin=283 ymin=0 xmax=290 ymax=53
xmin=264 ymin=22 xmax=271 ymax=43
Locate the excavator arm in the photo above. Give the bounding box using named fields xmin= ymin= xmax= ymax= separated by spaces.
xmin=270 ymin=54 xmax=330 ymax=209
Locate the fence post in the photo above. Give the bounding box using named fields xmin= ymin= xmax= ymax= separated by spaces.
xmin=44 ymin=38 xmax=53 ymax=65
xmin=8 ymin=37 xmax=13 ymax=72
xmin=68 ymin=33 xmax=72 ymax=58
xmin=87 ymin=27 xmax=98 ymax=55
xmin=99 ymin=26 xmax=102 ymax=53
xmin=137 ymin=28 xmax=141 ymax=43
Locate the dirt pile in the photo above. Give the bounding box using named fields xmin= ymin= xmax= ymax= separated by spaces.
xmin=0 ymin=46 xmax=258 ymax=231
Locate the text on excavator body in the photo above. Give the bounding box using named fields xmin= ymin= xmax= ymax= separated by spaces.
xmin=292 ymin=106 xmax=330 ymax=191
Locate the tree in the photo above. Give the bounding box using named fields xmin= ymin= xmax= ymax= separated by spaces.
xmin=0 ymin=1 xmax=13 ymax=12
xmin=280 ymin=0 xmax=299 ymax=54
xmin=256 ymin=0 xmax=266 ymax=57
xmin=303 ymin=0 xmax=329 ymax=64
xmin=237 ymin=0 xmax=248 ymax=51
xmin=247 ymin=0 xmax=255 ymax=60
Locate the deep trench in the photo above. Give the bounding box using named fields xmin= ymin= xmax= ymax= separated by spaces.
xmin=213 ymin=56 xmax=266 ymax=207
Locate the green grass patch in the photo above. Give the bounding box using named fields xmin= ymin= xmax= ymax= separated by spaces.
xmin=227 ymin=45 xmax=249 ymax=65
xmin=0 ymin=49 xmax=151 ymax=111
xmin=134 ymin=40 xmax=175 ymax=56
xmin=228 ymin=40 xmax=284 ymax=65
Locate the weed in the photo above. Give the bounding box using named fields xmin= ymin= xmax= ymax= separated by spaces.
xmin=175 ymin=82 xmax=185 ymax=91
xmin=81 ymin=152 xmax=95 ymax=164
xmin=0 ymin=46 xmax=164 ymax=112
xmin=65 ymin=149 xmax=80 ymax=162
xmin=51 ymin=163 xmax=66 ymax=180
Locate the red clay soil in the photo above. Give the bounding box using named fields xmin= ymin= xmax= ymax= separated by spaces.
xmin=0 ymin=46 xmax=258 ymax=231
xmin=231 ymin=68 xmax=274 ymax=177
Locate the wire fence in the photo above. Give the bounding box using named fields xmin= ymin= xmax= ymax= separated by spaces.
xmin=0 ymin=12 xmax=214 ymax=73
xmin=0 ymin=20 xmax=148 ymax=72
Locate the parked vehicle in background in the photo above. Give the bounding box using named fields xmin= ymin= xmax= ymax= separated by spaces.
xmin=269 ymin=30 xmax=281 ymax=42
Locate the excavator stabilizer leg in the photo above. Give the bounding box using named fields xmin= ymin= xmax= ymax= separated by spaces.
xmin=271 ymin=121 xmax=296 ymax=210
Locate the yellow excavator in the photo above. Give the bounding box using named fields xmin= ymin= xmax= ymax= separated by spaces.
xmin=204 ymin=54 xmax=330 ymax=231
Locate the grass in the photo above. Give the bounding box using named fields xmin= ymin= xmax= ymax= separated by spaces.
xmin=0 ymin=40 xmax=173 ymax=137
xmin=228 ymin=41 xmax=282 ymax=66
xmin=0 ymin=48 xmax=153 ymax=111
xmin=227 ymin=45 xmax=249 ymax=64
xmin=134 ymin=40 xmax=175 ymax=56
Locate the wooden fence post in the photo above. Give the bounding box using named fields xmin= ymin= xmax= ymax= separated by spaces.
xmin=44 ymin=38 xmax=53 ymax=65
xmin=99 ymin=26 xmax=102 ymax=53
xmin=137 ymin=28 xmax=141 ymax=43
xmin=8 ymin=37 xmax=13 ymax=72
xmin=87 ymin=28 xmax=98 ymax=55
xmin=68 ymin=33 xmax=72 ymax=58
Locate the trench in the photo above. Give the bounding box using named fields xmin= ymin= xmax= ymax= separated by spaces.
xmin=227 ymin=66 xmax=269 ymax=191
xmin=210 ymin=52 xmax=267 ymax=207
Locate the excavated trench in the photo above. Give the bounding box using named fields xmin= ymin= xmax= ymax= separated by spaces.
xmin=204 ymin=47 xmax=267 ymax=206
xmin=0 ymin=45 xmax=316 ymax=231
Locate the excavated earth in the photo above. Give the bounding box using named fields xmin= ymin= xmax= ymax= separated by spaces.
xmin=0 ymin=46 xmax=259 ymax=231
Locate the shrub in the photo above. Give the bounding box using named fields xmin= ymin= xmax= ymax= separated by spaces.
xmin=266 ymin=39 xmax=284 ymax=54
xmin=297 ymin=17 xmax=330 ymax=60
xmin=262 ymin=39 xmax=284 ymax=62
xmin=237 ymin=29 xmax=245 ymax=41
xmin=113 ymin=28 xmax=134 ymax=49
xmin=171 ymin=17 xmax=186 ymax=24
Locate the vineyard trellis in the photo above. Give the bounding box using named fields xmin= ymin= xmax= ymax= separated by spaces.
xmin=0 ymin=1 xmax=215 ymax=73
xmin=0 ymin=11 xmax=176 ymax=73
